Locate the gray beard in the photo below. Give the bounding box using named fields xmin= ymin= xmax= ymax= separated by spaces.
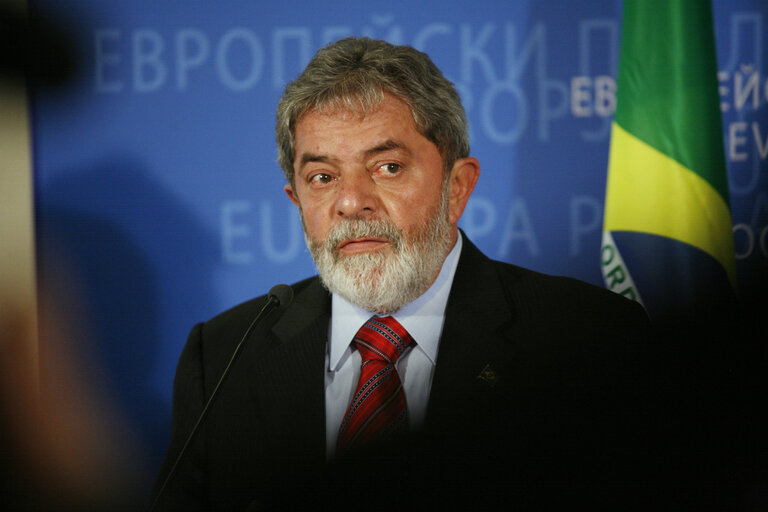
xmin=304 ymin=189 xmax=452 ymax=315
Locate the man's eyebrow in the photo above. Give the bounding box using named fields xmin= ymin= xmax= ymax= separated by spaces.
xmin=364 ymin=139 xmax=410 ymax=158
xmin=298 ymin=140 xmax=409 ymax=168
xmin=299 ymin=153 xmax=336 ymax=167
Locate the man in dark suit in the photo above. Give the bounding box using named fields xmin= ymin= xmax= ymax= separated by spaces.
xmin=153 ymin=37 xmax=657 ymax=510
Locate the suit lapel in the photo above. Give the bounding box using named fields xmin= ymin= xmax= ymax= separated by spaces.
xmin=248 ymin=279 xmax=330 ymax=465
xmin=426 ymin=236 xmax=517 ymax=428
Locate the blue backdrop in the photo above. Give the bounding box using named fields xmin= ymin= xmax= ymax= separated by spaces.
xmin=29 ymin=0 xmax=767 ymax=490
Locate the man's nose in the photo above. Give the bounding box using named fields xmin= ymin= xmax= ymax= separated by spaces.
xmin=335 ymin=170 xmax=378 ymax=218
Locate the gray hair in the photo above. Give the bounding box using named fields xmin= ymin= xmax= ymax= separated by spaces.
xmin=276 ymin=37 xmax=469 ymax=184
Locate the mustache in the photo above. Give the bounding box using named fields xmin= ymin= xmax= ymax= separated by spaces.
xmin=323 ymin=218 xmax=403 ymax=254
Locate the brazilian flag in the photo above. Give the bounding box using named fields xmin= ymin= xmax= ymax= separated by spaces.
xmin=601 ymin=0 xmax=736 ymax=323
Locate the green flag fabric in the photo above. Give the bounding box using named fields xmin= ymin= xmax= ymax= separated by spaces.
xmin=602 ymin=0 xmax=736 ymax=321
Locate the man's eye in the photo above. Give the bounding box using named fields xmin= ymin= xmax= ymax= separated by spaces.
xmin=379 ymin=163 xmax=401 ymax=174
xmin=309 ymin=173 xmax=333 ymax=185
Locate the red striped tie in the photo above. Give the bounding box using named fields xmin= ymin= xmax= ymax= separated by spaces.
xmin=337 ymin=316 xmax=414 ymax=452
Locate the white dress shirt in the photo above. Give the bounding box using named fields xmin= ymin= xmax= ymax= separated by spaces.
xmin=324 ymin=235 xmax=463 ymax=456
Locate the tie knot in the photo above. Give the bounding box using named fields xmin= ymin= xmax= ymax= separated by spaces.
xmin=354 ymin=316 xmax=413 ymax=365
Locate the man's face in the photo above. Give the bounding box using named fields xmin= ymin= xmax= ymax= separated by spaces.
xmin=285 ymin=94 xmax=478 ymax=313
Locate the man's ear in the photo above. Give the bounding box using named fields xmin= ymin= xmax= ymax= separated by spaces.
xmin=284 ymin=184 xmax=300 ymax=207
xmin=447 ymin=157 xmax=480 ymax=225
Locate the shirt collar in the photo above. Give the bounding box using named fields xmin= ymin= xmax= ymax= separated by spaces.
xmin=329 ymin=234 xmax=463 ymax=371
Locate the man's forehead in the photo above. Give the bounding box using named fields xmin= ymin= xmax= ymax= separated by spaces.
xmin=295 ymin=98 xmax=416 ymax=143
xmin=302 ymin=101 xmax=376 ymax=121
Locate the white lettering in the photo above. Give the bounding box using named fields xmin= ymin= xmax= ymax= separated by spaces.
xmin=578 ymin=20 xmax=618 ymax=76
xmin=594 ymin=75 xmax=615 ymax=117
xmin=734 ymin=68 xmax=760 ymax=110
xmin=94 ymin=29 xmax=123 ymax=93
xmin=176 ymin=29 xmax=210 ymax=90
xmin=132 ymin=29 xmax=166 ymax=92
xmin=221 ymin=201 xmax=253 ymax=265
xmin=480 ymin=82 xmax=527 ymax=144
xmin=718 ymin=71 xmax=730 ymax=112
xmin=571 ymin=76 xmax=592 ymax=117
xmin=729 ymin=122 xmax=749 ymax=162
xmin=461 ymin=196 xmax=497 ymax=240
xmin=272 ymin=28 xmax=311 ymax=88
xmin=570 ymin=195 xmax=601 ymax=256
xmin=504 ymin=22 xmax=545 ymax=81
xmin=217 ymin=28 xmax=264 ymax=91
xmin=733 ymin=223 xmax=754 ymax=260
xmin=752 ymin=122 xmax=768 ymax=160
xmin=723 ymin=14 xmax=762 ymax=73
xmin=260 ymin=203 xmax=302 ymax=264
xmin=461 ymin=23 xmax=497 ymax=83
xmin=498 ymin=198 xmax=539 ymax=257
xmin=538 ymin=79 xmax=568 ymax=141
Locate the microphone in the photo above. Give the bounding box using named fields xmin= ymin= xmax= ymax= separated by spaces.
xmin=150 ymin=284 xmax=293 ymax=511
xmin=267 ymin=283 xmax=294 ymax=310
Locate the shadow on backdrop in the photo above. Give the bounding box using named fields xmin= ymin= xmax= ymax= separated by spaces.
xmin=35 ymin=157 xmax=219 ymax=504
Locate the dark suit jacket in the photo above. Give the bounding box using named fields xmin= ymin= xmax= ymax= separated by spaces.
xmin=153 ymin=236 xmax=664 ymax=510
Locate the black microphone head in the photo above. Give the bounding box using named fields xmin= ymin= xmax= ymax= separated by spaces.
xmin=268 ymin=284 xmax=294 ymax=308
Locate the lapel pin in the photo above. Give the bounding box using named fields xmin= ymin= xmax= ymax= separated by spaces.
xmin=477 ymin=364 xmax=498 ymax=387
